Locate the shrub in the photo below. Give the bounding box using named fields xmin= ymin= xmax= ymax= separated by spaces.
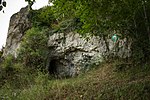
xmin=1 ymin=54 xmax=14 ymax=69
xmin=51 ymin=18 xmax=83 ymax=33
xmin=0 ymin=55 xmax=24 ymax=88
xmin=29 ymin=6 xmax=55 ymax=27
xmin=18 ymin=27 xmax=49 ymax=71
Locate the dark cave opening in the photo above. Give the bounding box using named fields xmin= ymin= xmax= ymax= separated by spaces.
xmin=48 ymin=59 xmax=58 ymax=75
xmin=48 ymin=58 xmax=73 ymax=78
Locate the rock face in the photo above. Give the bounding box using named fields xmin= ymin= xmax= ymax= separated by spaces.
xmin=3 ymin=6 xmax=32 ymax=57
xmin=3 ymin=6 xmax=132 ymax=77
xmin=48 ymin=32 xmax=132 ymax=77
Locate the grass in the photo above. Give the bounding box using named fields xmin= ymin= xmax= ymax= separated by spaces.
xmin=0 ymin=60 xmax=150 ymax=100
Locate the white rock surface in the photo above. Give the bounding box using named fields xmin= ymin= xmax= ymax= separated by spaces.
xmin=3 ymin=6 xmax=32 ymax=57
xmin=48 ymin=32 xmax=132 ymax=77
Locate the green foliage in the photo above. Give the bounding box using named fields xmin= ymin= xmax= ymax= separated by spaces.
xmin=50 ymin=0 xmax=150 ymax=37
xmin=0 ymin=55 xmax=26 ymax=88
xmin=49 ymin=0 xmax=150 ymax=62
xmin=1 ymin=55 xmax=14 ymax=69
xmin=51 ymin=18 xmax=83 ymax=33
xmin=18 ymin=27 xmax=49 ymax=70
xmin=1 ymin=60 xmax=150 ymax=99
xmin=29 ymin=6 xmax=55 ymax=27
xmin=1 ymin=1 xmax=150 ymax=98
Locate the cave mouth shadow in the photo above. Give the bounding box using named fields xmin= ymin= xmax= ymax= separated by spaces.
xmin=48 ymin=58 xmax=72 ymax=78
xmin=48 ymin=59 xmax=58 ymax=75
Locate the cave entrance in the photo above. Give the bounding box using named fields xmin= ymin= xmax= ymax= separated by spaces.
xmin=48 ymin=58 xmax=73 ymax=78
xmin=48 ymin=59 xmax=58 ymax=75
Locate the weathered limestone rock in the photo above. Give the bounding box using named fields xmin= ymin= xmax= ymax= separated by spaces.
xmin=3 ymin=6 xmax=32 ymax=57
xmin=48 ymin=32 xmax=132 ymax=77
xmin=2 ymin=6 xmax=132 ymax=78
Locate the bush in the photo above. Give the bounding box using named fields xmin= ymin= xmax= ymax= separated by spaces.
xmin=29 ymin=6 xmax=55 ymax=27
xmin=51 ymin=18 xmax=83 ymax=33
xmin=18 ymin=27 xmax=49 ymax=71
xmin=1 ymin=55 xmax=14 ymax=69
xmin=0 ymin=55 xmax=25 ymax=88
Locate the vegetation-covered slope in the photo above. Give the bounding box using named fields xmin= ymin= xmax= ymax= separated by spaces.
xmin=0 ymin=59 xmax=150 ymax=99
xmin=0 ymin=0 xmax=150 ymax=99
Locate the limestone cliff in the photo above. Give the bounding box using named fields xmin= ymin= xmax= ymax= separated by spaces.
xmin=48 ymin=32 xmax=132 ymax=77
xmin=3 ymin=6 xmax=132 ymax=77
xmin=3 ymin=6 xmax=32 ymax=57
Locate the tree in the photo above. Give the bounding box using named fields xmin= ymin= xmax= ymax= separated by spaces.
xmin=49 ymin=0 xmax=150 ymax=61
xmin=49 ymin=0 xmax=150 ymax=39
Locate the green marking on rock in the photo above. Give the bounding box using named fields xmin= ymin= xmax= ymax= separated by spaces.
xmin=112 ymin=34 xmax=119 ymax=43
